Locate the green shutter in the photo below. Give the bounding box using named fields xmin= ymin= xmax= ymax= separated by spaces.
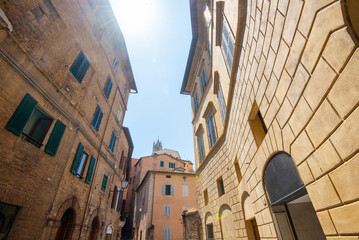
xmin=44 ymin=120 xmax=66 ymax=156
xmin=85 ymin=156 xmax=96 ymax=184
xmin=102 ymin=174 xmax=108 ymax=191
xmin=70 ymin=143 xmax=84 ymax=175
xmin=5 ymin=93 xmax=38 ymax=136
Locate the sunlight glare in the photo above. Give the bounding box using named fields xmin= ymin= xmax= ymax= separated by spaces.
xmin=110 ymin=0 xmax=157 ymax=36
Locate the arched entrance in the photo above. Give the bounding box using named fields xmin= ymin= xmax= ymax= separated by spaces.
xmin=105 ymin=225 xmax=113 ymax=240
xmin=219 ymin=205 xmax=236 ymax=240
xmin=88 ymin=216 xmax=100 ymax=240
xmin=263 ymin=152 xmax=325 ymax=240
xmin=205 ymin=212 xmax=214 ymax=240
xmin=55 ymin=208 xmax=75 ymax=240
xmin=242 ymin=193 xmax=260 ymax=240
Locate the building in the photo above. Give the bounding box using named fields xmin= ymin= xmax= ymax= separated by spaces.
xmin=181 ymin=0 xmax=359 ymax=239
xmin=0 ymin=0 xmax=136 ymax=239
xmin=132 ymin=144 xmax=197 ymax=240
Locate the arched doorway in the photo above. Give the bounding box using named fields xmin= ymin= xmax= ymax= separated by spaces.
xmin=219 ymin=205 xmax=236 ymax=239
xmin=55 ymin=208 xmax=75 ymax=240
xmin=242 ymin=193 xmax=260 ymax=240
xmin=88 ymin=216 xmax=100 ymax=240
xmin=205 ymin=212 xmax=214 ymax=240
xmin=105 ymin=225 xmax=113 ymax=240
xmin=263 ymin=152 xmax=325 ymax=240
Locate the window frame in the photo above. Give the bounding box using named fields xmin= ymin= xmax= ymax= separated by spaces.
xmin=70 ymin=51 xmax=90 ymax=83
xmin=221 ymin=19 xmax=235 ymax=73
xmin=200 ymin=69 xmax=207 ymax=93
xmin=104 ymin=76 xmax=113 ymax=99
xmin=218 ymin=83 xmax=226 ymax=122
xmin=91 ymin=105 xmax=103 ymax=132
xmin=76 ymin=151 xmax=89 ymax=177
xmin=109 ymin=131 xmax=117 ymax=153
xmin=206 ymin=113 xmax=217 ymax=148
xmin=197 ymin=133 xmax=205 ymax=163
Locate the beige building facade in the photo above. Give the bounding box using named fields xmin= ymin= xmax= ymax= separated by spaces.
xmin=182 ymin=0 xmax=359 ymax=239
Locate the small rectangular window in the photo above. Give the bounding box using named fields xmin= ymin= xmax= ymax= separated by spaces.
xmin=109 ymin=131 xmax=117 ymax=153
xmin=70 ymin=51 xmax=90 ymax=83
xmin=197 ymin=134 xmax=205 ymax=163
xmin=193 ymin=92 xmax=199 ymax=112
xmin=234 ymin=159 xmax=242 ymax=184
xmin=91 ymin=105 xmax=103 ymax=132
xmin=102 ymin=174 xmax=108 ymax=191
xmin=249 ymin=101 xmax=267 ymax=147
xmin=164 ymin=206 xmax=171 ymax=216
xmin=206 ymin=113 xmax=217 ymax=148
xmin=182 ymin=184 xmax=189 ymax=197
xmin=163 ymin=184 xmax=174 ymax=196
xmin=217 ymin=177 xmax=225 ymax=197
xmin=166 ymin=175 xmax=171 ymax=178
xmin=104 ymin=77 xmax=113 ymax=99
xmin=200 ymin=69 xmax=207 ymax=92
xmin=169 ymin=162 xmax=175 ymax=169
xmin=204 ymin=189 xmax=209 ymax=206
xmin=160 ymin=161 xmax=164 ymax=167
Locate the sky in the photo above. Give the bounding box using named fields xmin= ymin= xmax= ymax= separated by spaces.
xmin=109 ymin=0 xmax=195 ymax=163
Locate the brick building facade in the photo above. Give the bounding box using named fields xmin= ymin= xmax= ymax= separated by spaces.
xmin=0 ymin=0 xmax=136 ymax=239
xmin=181 ymin=0 xmax=359 ymax=239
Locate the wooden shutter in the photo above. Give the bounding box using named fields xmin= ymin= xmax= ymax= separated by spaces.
xmin=111 ymin=187 xmax=118 ymax=209
xmin=70 ymin=143 xmax=84 ymax=175
xmin=104 ymin=77 xmax=113 ymax=99
xmin=160 ymin=161 xmax=163 ymax=167
xmin=91 ymin=106 xmax=100 ymax=127
xmin=5 ymin=93 xmax=38 ymax=136
xmin=101 ymin=174 xmax=108 ymax=191
xmin=116 ymin=190 xmax=124 ymax=212
xmin=44 ymin=120 xmax=66 ymax=156
xmin=96 ymin=109 xmax=103 ymax=131
xmin=168 ymin=206 xmax=171 ymax=216
xmin=162 ymin=184 xmax=165 ymax=195
xmin=85 ymin=156 xmax=96 ymax=184
xmin=170 ymin=185 xmax=174 ymax=195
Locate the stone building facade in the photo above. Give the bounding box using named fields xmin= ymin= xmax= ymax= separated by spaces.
xmin=0 ymin=0 xmax=136 ymax=239
xmin=181 ymin=0 xmax=359 ymax=239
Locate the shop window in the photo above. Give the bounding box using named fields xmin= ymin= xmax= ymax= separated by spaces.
xmin=70 ymin=51 xmax=90 ymax=83
xmin=204 ymin=189 xmax=209 ymax=206
xmin=249 ymin=101 xmax=267 ymax=147
xmin=217 ymin=177 xmax=225 ymax=197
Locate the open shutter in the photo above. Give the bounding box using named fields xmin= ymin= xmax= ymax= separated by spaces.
xmin=44 ymin=120 xmax=66 ymax=156
xmin=85 ymin=156 xmax=96 ymax=184
xmin=101 ymin=174 xmax=108 ymax=191
xmin=70 ymin=143 xmax=84 ymax=175
xmin=170 ymin=185 xmax=174 ymax=195
xmin=162 ymin=184 xmax=165 ymax=195
xmin=116 ymin=190 xmax=124 ymax=212
xmin=5 ymin=93 xmax=38 ymax=136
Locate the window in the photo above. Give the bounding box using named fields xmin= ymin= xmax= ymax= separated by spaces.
xmin=249 ymin=101 xmax=267 ymax=147
xmin=208 ymin=38 xmax=211 ymax=59
xmin=217 ymin=177 xmax=225 ymax=197
xmin=0 ymin=202 xmax=20 ymax=240
xmin=85 ymin=156 xmax=96 ymax=184
xmin=70 ymin=143 xmax=96 ymax=182
xmin=193 ymin=92 xmax=199 ymax=113
xmin=206 ymin=223 xmax=215 ymax=240
xmin=116 ymin=190 xmax=124 ymax=212
xmin=102 ymin=174 xmax=108 ymax=191
xmin=70 ymin=51 xmax=90 ymax=83
xmin=162 ymin=184 xmax=174 ymax=196
xmin=91 ymin=105 xmax=103 ymax=132
xmin=113 ymin=57 xmax=119 ymax=73
xmin=111 ymin=186 xmax=118 ymax=209
xmin=163 ymin=228 xmax=171 ymax=240
xmin=218 ymin=84 xmax=226 ymax=122
xmin=109 ymin=131 xmax=117 ymax=153
xmin=206 ymin=113 xmax=217 ymax=148
xmin=169 ymin=162 xmax=175 ymax=169
xmin=166 ymin=175 xmax=171 ymax=178
xmin=234 ymin=159 xmax=242 ymax=184
xmin=5 ymin=93 xmax=66 ymax=155
xmin=119 ymin=151 xmax=124 ymax=169
xmin=164 ymin=206 xmax=171 ymax=216
xmin=31 ymin=5 xmax=44 ymax=20
xmin=197 ymin=133 xmax=205 ymax=163
xmin=160 ymin=161 xmax=164 ymax=167
xmin=204 ymin=189 xmax=209 ymax=205
xmin=182 ymin=184 xmax=189 ymax=197
xmin=116 ymin=108 xmax=123 ymax=124
xmin=200 ymin=69 xmax=207 ymax=92
xmin=122 ymin=85 xmax=127 ymax=97
xmin=222 ymin=20 xmax=235 ymax=71
xmin=104 ymin=77 xmax=113 ymax=99
xmin=76 ymin=152 xmax=88 ymax=176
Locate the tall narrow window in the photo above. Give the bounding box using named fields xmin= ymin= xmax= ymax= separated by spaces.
xmin=169 ymin=162 xmax=175 ymax=169
xmin=200 ymin=69 xmax=207 ymax=92
xmin=204 ymin=189 xmax=209 ymax=205
xmin=160 ymin=161 xmax=164 ymax=167
xmin=182 ymin=184 xmax=189 ymax=197
xmin=122 ymin=85 xmax=127 ymax=97
xmin=163 ymin=228 xmax=171 ymax=240
xmin=70 ymin=51 xmax=90 ymax=83
xmin=76 ymin=152 xmax=88 ymax=176
xmin=218 ymin=84 xmax=226 ymax=122
xmin=197 ymin=134 xmax=205 ymax=163
xmin=234 ymin=159 xmax=242 ymax=184
xmin=249 ymin=101 xmax=267 ymax=147
xmin=162 ymin=184 xmax=174 ymax=196
xmin=101 ymin=174 xmax=108 ymax=191
xmin=206 ymin=113 xmax=217 ymax=148
xmin=104 ymin=77 xmax=113 ymax=99
xmin=193 ymin=92 xmax=199 ymax=113
xmin=217 ymin=177 xmax=225 ymax=197
xmin=91 ymin=105 xmax=103 ymax=132
xmin=164 ymin=206 xmax=171 ymax=216
xmin=109 ymin=131 xmax=117 ymax=153
xmin=206 ymin=223 xmax=214 ymax=240
xmin=119 ymin=151 xmax=124 ymax=169
xmin=113 ymin=57 xmax=119 ymax=73
xmin=221 ymin=20 xmax=234 ymax=72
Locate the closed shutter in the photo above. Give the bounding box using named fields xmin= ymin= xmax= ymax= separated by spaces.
xmin=5 ymin=93 xmax=38 ymax=136
xmin=102 ymin=174 xmax=108 ymax=191
xmin=104 ymin=77 xmax=113 ymax=99
xmin=96 ymin=110 xmax=103 ymax=131
xmin=91 ymin=106 xmax=103 ymax=132
xmin=162 ymin=184 xmax=165 ymax=195
xmin=85 ymin=156 xmax=96 ymax=184
xmin=44 ymin=120 xmax=66 ymax=156
xmin=116 ymin=190 xmax=124 ymax=212
xmin=173 ymin=163 xmax=175 ymax=168
xmin=160 ymin=161 xmax=164 ymax=167
xmin=111 ymin=187 xmax=118 ymax=209
xmin=170 ymin=185 xmax=174 ymax=196
xmin=168 ymin=206 xmax=171 ymax=216
xmin=70 ymin=143 xmax=84 ymax=175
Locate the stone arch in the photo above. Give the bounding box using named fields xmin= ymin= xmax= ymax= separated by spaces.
xmin=105 ymin=224 xmax=114 ymax=240
xmin=218 ymin=204 xmax=236 ymax=240
xmin=204 ymin=212 xmax=214 ymax=240
xmin=88 ymin=216 xmax=100 ymax=240
xmin=241 ymin=192 xmax=260 ymax=240
xmin=55 ymin=196 xmax=82 ymax=224
xmin=263 ymin=152 xmax=326 ymax=240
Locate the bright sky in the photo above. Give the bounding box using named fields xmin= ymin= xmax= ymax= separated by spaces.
xmin=109 ymin=0 xmax=195 ymax=163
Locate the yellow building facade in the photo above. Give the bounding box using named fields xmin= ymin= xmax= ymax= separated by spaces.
xmin=181 ymin=0 xmax=359 ymax=239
